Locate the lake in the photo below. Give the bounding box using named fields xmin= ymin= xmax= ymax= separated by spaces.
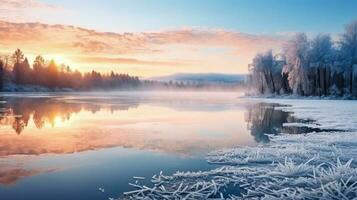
xmin=0 ymin=92 xmax=313 ymax=200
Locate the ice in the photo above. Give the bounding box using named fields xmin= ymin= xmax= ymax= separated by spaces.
xmin=120 ymin=99 xmax=357 ymax=199
xmin=99 ymin=187 xmax=105 ymax=193
xmin=258 ymin=98 xmax=357 ymax=131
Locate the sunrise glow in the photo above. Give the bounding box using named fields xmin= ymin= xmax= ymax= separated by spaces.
xmin=1 ymin=1 xmax=357 ymax=199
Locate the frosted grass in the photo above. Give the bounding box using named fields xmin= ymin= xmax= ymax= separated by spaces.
xmin=119 ymin=99 xmax=357 ymax=199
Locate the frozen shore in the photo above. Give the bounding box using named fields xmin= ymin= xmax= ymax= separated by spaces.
xmin=243 ymin=93 xmax=357 ymax=101
xmin=120 ymin=98 xmax=357 ymax=199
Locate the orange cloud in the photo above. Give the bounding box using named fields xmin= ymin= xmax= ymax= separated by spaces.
xmin=71 ymin=56 xmax=186 ymax=66
xmin=0 ymin=21 xmax=284 ymax=54
xmin=0 ymin=159 xmax=59 ymax=185
xmin=0 ymin=168 xmax=37 ymax=185
xmin=0 ymin=20 xmax=286 ymax=76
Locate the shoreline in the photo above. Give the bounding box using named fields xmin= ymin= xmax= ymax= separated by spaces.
xmin=242 ymin=94 xmax=357 ymax=100
xmin=120 ymin=98 xmax=357 ymax=199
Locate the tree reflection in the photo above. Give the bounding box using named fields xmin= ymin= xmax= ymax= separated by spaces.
xmin=12 ymin=117 xmax=27 ymax=135
xmin=244 ymin=103 xmax=336 ymax=143
xmin=0 ymin=97 xmax=139 ymax=134
xmin=245 ymin=103 xmax=293 ymax=143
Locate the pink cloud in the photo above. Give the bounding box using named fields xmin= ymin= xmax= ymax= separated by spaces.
xmin=0 ymin=20 xmax=286 ymax=75
xmin=0 ymin=0 xmax=58 ymax=9
xmin=0 ymin=0 xmax=65 ymax=22
xmin=0 ymin=21 xmax=284 ymax=55
xmin=71 ymin=56 xmax=186 ymax=66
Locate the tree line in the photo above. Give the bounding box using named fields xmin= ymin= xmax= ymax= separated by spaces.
xmin=0 ymin=49 xmax=242 ymax=92
xmin=248 ymin=20 xmax=357 ymax=97
xmin=0 ymin=49 xmax=140 ymax=91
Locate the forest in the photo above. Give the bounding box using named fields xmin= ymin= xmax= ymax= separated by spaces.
xmin=0 ymin=49 xmax=141 ymax=91
xmin=0 ymin=49 xmax=241 ymax=92
xmin=248 ymin=20 xmax=357 ymax=97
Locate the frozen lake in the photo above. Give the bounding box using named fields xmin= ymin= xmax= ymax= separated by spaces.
xmin=0 ymin=92 xmax=354 ymax=200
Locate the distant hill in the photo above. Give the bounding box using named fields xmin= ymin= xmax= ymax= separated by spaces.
xmin=148 ymin=73 xmax=246 ymax=84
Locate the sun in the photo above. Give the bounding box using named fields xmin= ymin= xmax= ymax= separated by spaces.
xmin=45 ymin=54 xmax=72 ymax=66
xmin=53 ymin=116 xmax=67 ymax=127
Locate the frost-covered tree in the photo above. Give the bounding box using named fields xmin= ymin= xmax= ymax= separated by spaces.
xmin=340 ymin=20 xmax=357 ymax=95
xmin=309 ymin=34 xmax=334 ymax=95
xmin=249 ymin=50 xmax=275 ymax=94
xmin=248 ymin=50 xmax=289 ymax=95
xmin=283 ymin=33 xmax=311 ymax=95
xmin=247 ymin=20 xmax=357 ymax=97
xmin=271 ymin=54 xmax=289 ymax=94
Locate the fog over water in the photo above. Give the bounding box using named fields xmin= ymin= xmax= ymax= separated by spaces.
xmin=0 ymin=91 xmax=316 ymax=200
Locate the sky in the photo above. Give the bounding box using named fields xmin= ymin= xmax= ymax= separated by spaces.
xmin=0 ymin=0 xmax=357 ymax=77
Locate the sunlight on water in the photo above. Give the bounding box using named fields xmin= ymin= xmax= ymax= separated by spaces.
xmin=0 ymin=92 xmax=254 ymax=156
xmin=0 ymin=92 xmax=303 ymax=200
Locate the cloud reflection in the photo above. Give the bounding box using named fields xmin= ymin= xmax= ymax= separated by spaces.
xmin=0 ymin=94 xmax=301 ymax=185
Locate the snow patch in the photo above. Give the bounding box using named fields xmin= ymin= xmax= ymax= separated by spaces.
xmin=120 ymin=99 xmax=357 ymax=199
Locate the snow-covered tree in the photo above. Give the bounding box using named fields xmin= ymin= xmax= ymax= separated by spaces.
xmin=309 ymin=34 xmax=334 ymax=95
xmin=248 ymin=50 xmax=289 ymax=95
xmin=283 ymin=33 xmax=311 ymax=95
xmin=248 ymin=20 xmax=357 ymax=97
xmin=249 ymin=50 xmax=274 ymax=94
xmin=340 ymin=20 xmax=357 ymax=95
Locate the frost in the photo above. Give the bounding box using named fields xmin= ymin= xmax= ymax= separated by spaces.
xmin=99 ymin=187 xmax=105 ymax=193
xmin=120 ymin=100 xmax=357 ymax=199
xmin=120 ymin=157 xmax=357 ymax=199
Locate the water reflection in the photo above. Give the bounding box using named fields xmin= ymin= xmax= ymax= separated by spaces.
xmin=0 ymin=96 xmax=251 ymax=156
xmin=0 ymin=97 xmax=138 ymax=135
xmin=0 ymin=96 xmax=331 ymax=152
xmin=0 ymin=93 xmax=331 ymax=188
xmin=0 ymin=93 xmax=253 ymax=187
xmin=245 ymin=102 xmax=339 ymax=143
xmin=245 ymin=103 xmax=292 ymax=143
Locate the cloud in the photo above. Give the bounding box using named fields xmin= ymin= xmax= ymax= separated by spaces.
xmin=0 ymin=0 xmax=58 ymax=9
xmin=0 ymin=0 xmax=64 ymax=22
xmin=0 ymin=20 xmax=284 ymax=55
xmin=146 ymin=28 xmax=283 ymax=48
xmin=71 ymin=56 xmax=186 ymax=66
xmin=0 ymin=161 xmax=58 ymax=185
xmin=0 ymin=168 xmax=35 ymax=185
xmin=0 ymin=20 xmax=286 ymax=75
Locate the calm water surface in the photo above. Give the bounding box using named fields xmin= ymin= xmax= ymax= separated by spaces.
xmin=0 ymin=92 xmax=300 ymax=200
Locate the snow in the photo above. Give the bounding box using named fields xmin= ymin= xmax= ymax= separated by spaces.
xmin=259 ymin=98 xmax=357 ymax=131
xmin=120 ymin=99 xmax=357 ymax=199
